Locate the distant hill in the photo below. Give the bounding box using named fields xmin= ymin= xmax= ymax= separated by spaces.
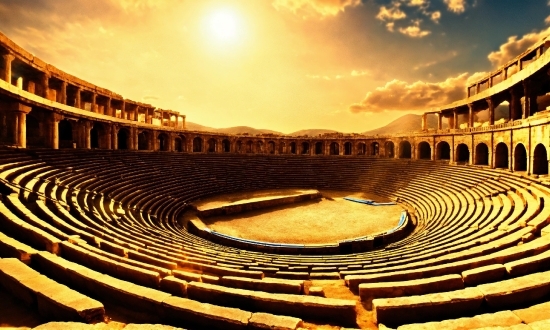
xmin=361 ymin=114 xmax=426 ymax=135
xmin=288 ymin=129 xmax=339 ymax=136
xmin=185 ymin=122 xmax=282 ymax=135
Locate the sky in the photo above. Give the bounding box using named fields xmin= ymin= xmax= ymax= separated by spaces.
xmin=0 ymin=0 xmax=549 ymax=133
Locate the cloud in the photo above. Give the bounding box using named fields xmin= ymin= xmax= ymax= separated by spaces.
xmin=430 ymin=11 xmax=441 ymax=23
xmin=487 ymin=27 xmax=550 ymax=67
xmin=399 ymin=20 xmax=431 ymax=38
xmin=142 ymin=95 xmax=160 ymax=102
xmin=272 ymin=0 xmax=362 ymax=17
xmin=406 ymin=0 xmax=428 ymax=7
xmin=348 ymin=72 xmax=487 ymax=113
xmin=376 ymin=3 xmax=406 ymax=21
xmin=444 ymin=0 xmax=466 ymax=14
xmin=307 ymin=69 xmax=371 ymax=80
xmin=545 ymin=15 xmax=550 ymax=25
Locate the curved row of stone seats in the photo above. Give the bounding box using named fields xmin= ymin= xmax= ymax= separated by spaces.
xmin=0 ymin=257 xmax=105 ymax=323
xmin=34 ymin=322 xmax=186 ymax=330
xmin=372 ymin=268 xmax=550 ymax=328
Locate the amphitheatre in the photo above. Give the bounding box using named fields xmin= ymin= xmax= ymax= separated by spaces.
xmin=2 ymin=21 xmax=550 ymax=330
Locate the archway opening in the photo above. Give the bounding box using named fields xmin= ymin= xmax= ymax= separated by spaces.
xmin=344 ymin=142 xmax=352 ymax=155
xmin=418 ymin=142 xmax=431 ymax=160
xmin=158 ymin=133 xmax=169 ymax=151
xmin=494 ymin=143 xmax=508 ymax=168
xmin=371 ymin=142 xmax=380 ymax=156
xmin=290 ymin=142 xmax=296 ymax=154
xmin=59 ymin=119 xmax=73 ymax=148
xmin=267 ymin=141 xmax=275 ymax=154
xmin=138 ymin=131 xmax=149 ymax=150
xmin=278 ymin=142 xmax=285 ymax=154
xmin=357 ymin=143 xmax=366 ymax=155
xmin=90 ymin=124 xmax=103 ymax=149
xmin=456 ymin=143 xmax=469 ymax=163
xmin=330 ymin=142 xmax=339 ymax=155
xmin=26 ymin=114 xmax=42 ymax=147
xmin=399 ymin=141 xmax=412 ymax=159
xmin=193 ymin=137 xmax=203 ymax=152
xmin=315 ymin=142 xmax=323 ymax=155
xmin=207 ymin=138 xmax=217 ymax=153
xmin=533 ymin=144 xmax=548 ymax=175
xmin=475 ymin=143 xmax=489 ymax=165
xmin=246 ymin=140 xmax=254 ymax=153
xmin=174 ymin=137 xmax=183 ymax=152
xmin=436 ymin=141 xmax=451 ymax=160
xmin=385 ymin=142 xmax=393 ymax=158
xmin=514 ymin=144 xmax=527 ymax=171
xmin=222 ymin=139 xmax=231 ymax=152
xmin=118 ymin=129 xmax=129 ymax=150
xmin=301 ymin=142 xmax=310 ymax=155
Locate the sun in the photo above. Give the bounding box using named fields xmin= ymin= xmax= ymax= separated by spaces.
xmin=207 ymin=9 xmax=240 ymax=42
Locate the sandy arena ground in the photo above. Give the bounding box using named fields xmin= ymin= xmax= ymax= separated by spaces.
xmin=194 ymin=189 xmax=403 ymax=245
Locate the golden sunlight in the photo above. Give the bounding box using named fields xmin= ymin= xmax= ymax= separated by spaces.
xmin=207 ymin=9 xmax=241 ymax=42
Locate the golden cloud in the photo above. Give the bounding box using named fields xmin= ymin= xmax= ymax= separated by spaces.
xmin=272 ymin=0 xmax=362 ymax=17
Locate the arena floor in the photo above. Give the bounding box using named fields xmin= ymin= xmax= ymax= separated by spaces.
xmin=192 ymin=189 xmax=403 ymax=245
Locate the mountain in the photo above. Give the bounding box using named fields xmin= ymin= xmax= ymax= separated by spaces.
xmin=362 ymin=114 xmax=437 ymax=135
xmin=185 ymin=122 xmax=282 ymax=135
xmin=288 ymin=129 xmax=339 ymax=136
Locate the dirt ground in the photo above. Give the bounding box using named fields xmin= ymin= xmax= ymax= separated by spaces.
xmin=197 ymin=189 xmax=403 ymax=244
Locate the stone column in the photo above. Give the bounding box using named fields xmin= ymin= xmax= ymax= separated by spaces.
xmin=91 ymin=93 xmax=97 ymax=113
xmin=75 ymin=88 xmax=82 ymax=109
xmin=9 ymin=102 xmax=32 ymax=148
xmin=84 ymin=122 xmax=92 ymax=149
xmin=453 ymin=110 xmax=458 ymax=129
xmin=60 ymin=81 xmax=67 ymax=105
xmin=487 ymin=97 xmax=495 ymax=125
xmin=2 ymin=54 xmax=14 ymax=83
xmin=50 ymin=113 xmax=63 ymax=149
xmin=437 ymin=113 xmax=442 ymax=130
xmin=132 ymin=127 xmax=138 ymax=150
xmin=468 ymin=104 xmax=474 ymax=128
xmin=105 ymin=98 xmax=112 ymax=116
xmin=112 ymin=125 xmax=119 ymax=150
xmin=40 ymin=73 xmax=50 ymax=100
xmin=509 ymin=87 xmax=521 ymax=121
xmin=121 ymin=101 xmax=127 ymax=120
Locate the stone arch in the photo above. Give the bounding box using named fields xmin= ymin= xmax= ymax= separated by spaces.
xmin=59 ymin=119 xmax=73 ymax=148
xmin=289 ymin=142 xmax=297 ymax=154
xmin=246 ymin=140 xmax=254 ymax=153
xmin=436 ymin=141 xmax=451 ymax=160
xmin=456 ymin=143 xmax=470 ymax=163
xmin=371 ymin=142 xmax=380 ymax=156
xmin=193 ymin=137 xmax=203 ymax=152
xmin=158 ymin=132 xmax=169 ymax=151
xmin=315 ymin=142 xmax=323 ymax=155
xmin=357 ymin=142 xmax=366 ymax=156
xmin=344 ymin=142 xmax=352 ymax=155
xmin=207 ymin=138 xmax=217 ymax=153
xmin=384 ymin=141 xmax=394 ymax=158
xmin=278 ymin=142 xmax=285 ymax=154
xmin=329 ymin=142 xmax=339 ymax=155
xmin=514 ymin=143 xmax=527 ymax=171
xmin=301 ymin=142 xmax=310 ymax=155
xmin=494 ymin=142 xmax=508 ymax=168
xmin=90 ymin=123 xmax=107 ymax=149
xmin=222 ymin=139 xmax=231 ymax=152
xmin=399 ymin=140 xmax=412 ymax=159
xmin=26 ymin=113 xmax=42 ymax=147
xmin=418 ymin=141 xmax=431 ymax=160
xmin=117 ymin=128 xmax=130 ymax=150
xmin=475 ymin=143 xmax=489 ymax=165
xmin=533 ymin=144 xmax=548 ymax=175
xmin=138 ymin=131 xmax=149 ymax=150
xmin=267 ymin=141 xmax=275 ymax=154
xmin=174 ymin=136 xmax=183 ymax=152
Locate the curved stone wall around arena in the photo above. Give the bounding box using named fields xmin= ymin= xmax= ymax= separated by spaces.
xmin=1 ymin=31 xmax=550 ymax=175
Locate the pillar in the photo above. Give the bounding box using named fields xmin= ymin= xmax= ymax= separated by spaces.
xmin=75 ymin=88 xmax=82 ymax=109
xmin=50 ymin=113 xmax=63 ymax=149
xmin=467 ymin=104 xmax=475 ymax=128
xmin=448 ymin=114 xmax=455 ymax=130
xmin=105 ymin=98 xmax=112 ymax=116
xmin=40 ymin=73 xmax=50 ymax=100
xmin=9 ymin=102 xmax=32 ymax=148
xmin=91 ymin=93 xmax=97 ymax=113
xmin=181 ymin=115 xmax=186 ymax=129
xmin=2 ymin=54 xmax=14 ymax=83
xmin=131 ymin=127 xmax=138 ymax=150
xmin=421 ymin=113 xmax=427 ymax=131
xmin=84 ymin=122 xmax=92 ymax=149
xmin=509 ymin=87 xmax=521 ymax=120
xmin=487 ymin=97 xmax=495 ymax=125
xmin=112 ymin=125 xmax=119 ymax=150
xmin=453 ymin=110 xmax=458 ymax=129
xmin=121 ymin=101 xmax=126 ymax=119
xmin=60 ymin=81 xmax=67 ymax=105
xmin=437 ymin=113 xmax=442 ymax=130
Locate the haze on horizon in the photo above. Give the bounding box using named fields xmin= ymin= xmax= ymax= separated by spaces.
xmin=0 ymin=0 xmax=549 ymax=134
